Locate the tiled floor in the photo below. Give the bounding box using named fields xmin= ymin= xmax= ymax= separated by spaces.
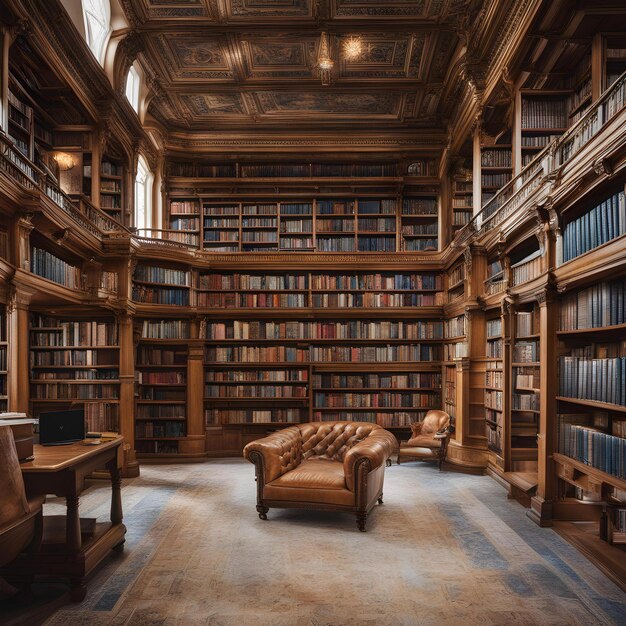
xmin=35 ymin=460 xmax=626 ymax=625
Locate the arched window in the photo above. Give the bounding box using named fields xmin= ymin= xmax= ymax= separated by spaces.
xmin=135 ymin=155 xmax=153 ymax=230
xmin=125 ymin=64 xmax=140 ymax=113
xmin=82 ymin=0 xmax=111 ymax=65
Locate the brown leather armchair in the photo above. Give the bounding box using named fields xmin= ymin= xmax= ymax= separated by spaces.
xmin=243 ymin=421 xmax=397 ymax=531
xmin=397 ymin=410 xmax=451 ymax=470
xmin=0 ymin=425 xmax=44 ymax=591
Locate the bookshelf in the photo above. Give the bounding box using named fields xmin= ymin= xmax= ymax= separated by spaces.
xmin=100 ymin=156 xmax=124 ymax=220
xmin=520 ymin=93 xmax=568 ymax=167
xmin=603 ymin=35 xmax=626 ymax=92
xmin=401 ymin=196 xmax=439 ymax=252
xmin=311 ymin=367 xmax=442 ymax=429
xmin=561 ymin=189 xmax=626 ymax=264
xmin=451 ymin=174 xmax=473 ymax=233
xmin=166 ymin=196 xmax=440 ymax=254
xmin=484 ymin=256 xmax=507 ymax=297
xmin=0 ymin=306 xmax=7 ymax=413
xmin=169 ymin=197 xmax=201 ymax=247
xmin=512 ymin=304 xmax=540 ymax=466
xmin=8 ymin=89 xmax=33 ymax=159
xmin=135 ymin=319 xmax=190 ymax=457
xmin=509 ymin=238 xmax=543 ymax=287
xmin=446 ymin=260 xmax=466 ymax=304
xmin=480 ymin=140 xmax=512 ymax=205
xmin=485 ymin=315 xmax=504 ymax=456
xmin=30 ymin=244 xmax=84 ymax=291
xmin=443 ymin=363 xmax=457 ymax=434
xmin=132 ymin=263 xmax=191 ymax=306
xmin=29 ymin=314 xmax=120 ymax=433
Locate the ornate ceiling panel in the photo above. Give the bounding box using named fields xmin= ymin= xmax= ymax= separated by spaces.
xmin=125 ymin=0 xmax=469 ymax=133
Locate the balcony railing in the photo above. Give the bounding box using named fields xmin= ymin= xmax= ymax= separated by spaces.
xmin=454 ymin=70 xmax=626 ymax=248
xmin=134 ymin=228 xmax=198 ymax=250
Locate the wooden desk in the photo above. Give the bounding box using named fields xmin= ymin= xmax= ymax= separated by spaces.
xmin=18 ymin=436 xmax=126 ymax=600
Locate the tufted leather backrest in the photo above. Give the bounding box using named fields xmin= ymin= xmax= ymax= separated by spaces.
xmin=421 ymin=410 xmax=450 ymax=435
xmin=298 ymin=422 xmax=381 ymax=462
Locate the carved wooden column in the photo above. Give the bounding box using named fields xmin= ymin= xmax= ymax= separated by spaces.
xmin=501 ymin=298 xmax=515 ymax=471
xmin=7 ymin=283 xmax=33 ymax=414
xmin=117 ymin=311 xmax=139 ymax=477
xmin=528 ymin=287 xmax=557 ymax=527
xmin=472 ymin=120 xmax=482 ymax=217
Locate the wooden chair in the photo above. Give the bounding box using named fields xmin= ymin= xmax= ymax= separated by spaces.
xmin=0 ymin=425 xmax=44 ymax=593
xmin=396 ymin=410 xmax=451 ymax=470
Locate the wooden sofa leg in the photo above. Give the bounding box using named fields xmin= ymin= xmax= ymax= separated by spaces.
xmin=356 ymin=512 xmax=367 ymax=532
xmin=378 ymin=493 xmax=384 ymax=504
xmin=257 ymin=505 xmax=269 ymax=520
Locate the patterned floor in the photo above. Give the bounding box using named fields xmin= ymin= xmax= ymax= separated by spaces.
xmin=35 ymin=459 xmax=626 ymax=625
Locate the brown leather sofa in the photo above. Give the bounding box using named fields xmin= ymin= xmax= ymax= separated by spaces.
xmin=0 ymin=425 xmax=44 ymax=593
xmin=243 ymin=421 xmax=397 ymax=531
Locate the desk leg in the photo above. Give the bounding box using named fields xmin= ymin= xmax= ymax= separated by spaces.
xmin=108 ymin=461 xmax=123 ymax=525
xmin=66 ymin=495 xmax=82 ymax=553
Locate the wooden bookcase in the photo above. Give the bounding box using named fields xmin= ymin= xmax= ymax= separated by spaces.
xmin=485 ymin=314 xmax=504 ymax=457
xmin=99 ymin=156 xmax=124 ymax=221
xmin=135 ymin=319 xmax=190 ymax=457
xmin=451 ymin=174 xmax=473 ymax=233
xmin=480 ymin=140 xmax=512 ymax=205
xmin=29 ymin=313 xmax=121 ymax=433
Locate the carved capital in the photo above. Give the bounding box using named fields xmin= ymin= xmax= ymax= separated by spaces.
xmin=592 ymin=157 xmax=613 ymax=177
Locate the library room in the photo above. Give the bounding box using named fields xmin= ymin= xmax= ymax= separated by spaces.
xmin=0 ymin=0 xmax=625 ymax=624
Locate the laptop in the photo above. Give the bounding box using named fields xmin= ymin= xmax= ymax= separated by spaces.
xmin=39 ymin=408 xmax=85 ymax=446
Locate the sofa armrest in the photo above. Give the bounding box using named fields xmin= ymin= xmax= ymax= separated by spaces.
xmin=343 ymin=429 xmax=397 ymax=491
xmin=243 ymin=426 xmax=302 ymax=484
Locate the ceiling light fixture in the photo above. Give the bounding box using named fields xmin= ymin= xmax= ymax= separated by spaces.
xmin=317 ymin=31 xmax=334 ymax=86
xmin=52 ymin=152 xmax=75 ymax=171
xmin=343 ymin=36 xmax=363 ymax=60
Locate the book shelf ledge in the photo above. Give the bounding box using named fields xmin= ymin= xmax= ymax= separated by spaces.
xmin=556 ymin=396 xmax=626 ymax=413
xmin=554 ymin=453 xmax=626 ymax=494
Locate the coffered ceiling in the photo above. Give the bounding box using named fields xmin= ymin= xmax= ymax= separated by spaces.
xmin=121 ymin=0 xmax=473 ymax=133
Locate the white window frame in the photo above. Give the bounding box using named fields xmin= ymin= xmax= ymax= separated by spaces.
xmin=81 ymin=0 xmax=111 ymax=65
xmin=125 ymin=64 xmax=141 ymax=113
xmin=135 ymin=155 xmax=153 ymax=231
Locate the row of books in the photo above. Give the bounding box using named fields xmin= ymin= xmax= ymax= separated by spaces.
xmin=85 ymin=404 xmax=119 ymax=433
xmin=242 ymin=204 xmax=278 ymax=215
xmin=445 ymin=316 xmax=466 ymax=339
xmin=403 ymin=239 xmax=438 ymax=251
xmin=100 ymin=271 xmax=118 ymax=293
xmin=205 ymin=345 xmax=442 ymax=363
xmin=521 ymin=134 xmax=562 ymax=147
xmin=30 ymin=369 xmax=118 ymax=381
xmin=136 ymin=421 xmax=186 ymax=438
xmin=199 ymin=273 xmax=309 ymax=290
xmin=30 ymin=350 xmax=114 ymax=367
xmin=139 ymin=388 xmax=186 ymax=401
xmin=280 ymin=220 xmax=313 ymax=233
xmin=30 ymin=320 xmax=117 ymax=347
xmin=132 ymin=287 xmax=190 ymax=306
xmin=171 ymin=217 xmax=199 ymax=230
xmin=280 ymin=203 xmax=313 ymax=215
xmin=312 ymin=273 xmax=442 ymax=291
xmin=203 ymin=205 xmax=238 ymax=216
xmin=452 ymin=212 xmax=472 ymax=226
xmin=485 ymin=390 xmax=503 ymax=410
xmin=31 ymin=248 xmax=83 ymax=290
xmin=137 ymin=371 xmax=187 ymax=384
xmin=559 ymin=422 xmax=625 ymax=479
xmin=134 ymin=266 xmax=190 ymax=286
xmin=170 ymin=200 xmax=200 ymax=215
xmin=312 ymin=372 xmax=441 ymax=389
xmin=487 ymin=338 xmax=503 ymax=359
xmin=486 ymin=318 xmax=502 ymax=338
xmin=563 ymin=191 xmax=626 ymax=262
xmin=207 ymin=369 xmax=308 ymax=382
xmin=516 ymin=371 xmax=539 ymax=389
xmin=360 ymin=199 xmax=396 ymax=214
xmin=401 ymin=223 xmax=439 ymax=235
xmin=486 ymin=370 xmax=503 ymax=388
xmin=358 ymin=218 xmax=396 ymax=231
xmin=357 ymin=237 xmax=398 ymax=252
xmin=559 ymin=356 xmax=626 ymax=406
xmin=448 ymin=263 xmax=465 ymax=287
xmin=30 ymin=383 xmax=119 ymax=399
xmin=517 ymin=311 xmax=538 ymax=337
xmin=100 ymin=181 xmax=120 ymax=193
xmin=402 ymin=198 xmax=438 ymax=215
xmin=514 ymin=340 xmax=539 ymax=363
xmin=280 ymin=237 xmax=314 ymax=249
xmin=312 ymin=293 xmax=445 ymax=308
xmin=206 ymin=385 xmax=307 ymax=398
xmin=100 ymin=196 xmax=121 ymax=209
xmin=314 ymin=392 xmax=440 ymax=408
xmin=481 ymin=149 xmax=512 ymax=168
xmin=205 ymin=320 xmax=444 ymax=340
xmin=199 ymin=293 xmax=307 ymax=308
xmin=207 ymin=408 xmax=305 ymax=424
xmin=136 ymin=347 xmax=187 ymax=366
xmin=242 ymin=231 xmax=277 ymax=242
xmin=168 ymin=163 xmax=235 ymax=178
xmin=513 ymin=393 xmax=540 ymax=410
xmin=136 ymin=405 xmax=185 ymax=419
xmin=443 ymin=342 xmax=468 ymax=360
xmin=316 ymin=219 xmax=355 ymax=232
xmin=316 ymin=238 xmax=356 ymax=252
xmin=141 ymin=320 xmax=190 ymax=339
xmin=481 ymin=173 xmax=512 ymax=188
xmin=101 ymin=160 xmax=121 ymax=176
xmin=521 ymin=97 xmax=567 ymax=129
xmin=204 ymin=232 xmax=238 ymax=242
xmin=486 ymin=422 xmax=502 ymax=451
xmin=559 ymin=279 xmax=626 ymax=330
xmin=317 ymin=201 xmax=355 ymax=214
